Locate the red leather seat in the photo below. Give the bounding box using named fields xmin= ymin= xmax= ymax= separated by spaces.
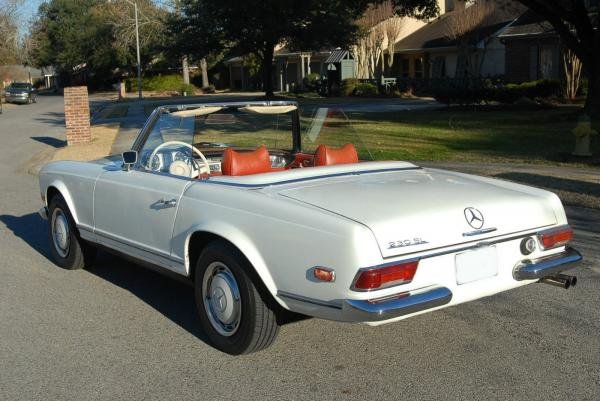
xmin=221 ymin=146 xmax=273 ymax=176
xmin=314 ymin=143 xmax=359 ymax=166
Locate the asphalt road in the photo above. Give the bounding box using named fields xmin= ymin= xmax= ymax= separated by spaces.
xmin=1 ymin=95 xmax=599 ymax=401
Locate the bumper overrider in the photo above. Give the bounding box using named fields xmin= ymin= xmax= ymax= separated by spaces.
xmin=342 ymin=246 xmax=581 ymax=323
xmin=513 ymin=246 xmax=582 ymax=280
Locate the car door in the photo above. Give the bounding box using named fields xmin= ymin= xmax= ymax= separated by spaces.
xmin=93 ymin=169 xmax=190 ymax=273
xmin=93 ymin=111 xmax=198 ymax=274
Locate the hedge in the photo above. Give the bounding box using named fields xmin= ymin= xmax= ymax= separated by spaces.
xmin=354 ymin=82 xmax=378 ymax=96
xmin=432 ymin=79 xmax=562 ymax=105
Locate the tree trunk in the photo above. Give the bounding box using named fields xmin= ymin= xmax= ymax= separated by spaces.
xmin=182 ymin=56 xmax=190 ymax=85
xmin=585 ymin=69 xmax=600 ymax=133
xmin=200 ymin=58 xmax=209 ymax=88
xmin=262 ymin=44 xmax=275 ymax=98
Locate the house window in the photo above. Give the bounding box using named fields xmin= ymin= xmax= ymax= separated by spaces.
xmin=539 ymin=45 xmax=559 ymax=79
xmin=414 ymin=57 xmax=424 ymax=78
xmin=401 ymin=59 xmax=410 ymax=78
xmin=431 ymin=56 xmax=446 ymax=78
xmin=529 ymin=46 xmax=538 ymax=80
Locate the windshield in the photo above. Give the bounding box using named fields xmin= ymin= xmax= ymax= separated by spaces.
xmin=193 ymin=107 xmax=294 ymax=151
xmin=135 ymin=102 xmax=374 ymax=179
xmin=9 ymin=83 xmax=30 ymax=89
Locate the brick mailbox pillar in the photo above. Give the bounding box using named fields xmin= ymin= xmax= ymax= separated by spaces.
xmin=64 ymin=86 xmax=91 ymax=145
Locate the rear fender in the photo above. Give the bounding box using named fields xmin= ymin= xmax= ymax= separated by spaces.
xmin=183 ymin=222 xmax=279 ymax=300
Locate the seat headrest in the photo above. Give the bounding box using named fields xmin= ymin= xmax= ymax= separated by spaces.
xmin=221 ymin=146 xmax=272 ymax=176
xmin=314 ymin=143 xmax=359 ymax=166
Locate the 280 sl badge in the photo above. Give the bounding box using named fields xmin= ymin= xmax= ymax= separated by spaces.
xmin=388 ymin=238 xmax=429 ymax=249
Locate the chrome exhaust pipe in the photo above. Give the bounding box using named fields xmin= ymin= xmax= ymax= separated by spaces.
xmin=539 ymin=274 xmax=577 ymax=289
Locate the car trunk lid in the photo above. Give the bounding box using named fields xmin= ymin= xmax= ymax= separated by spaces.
xmin=278 ymin=168 xmax=557 ymax=258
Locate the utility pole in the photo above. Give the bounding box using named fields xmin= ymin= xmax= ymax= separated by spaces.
xmin=133 ymin=1 xmax=142 ymax=100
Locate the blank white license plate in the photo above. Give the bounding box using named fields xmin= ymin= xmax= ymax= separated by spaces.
xmin=455 ymin=246 xmax=498 ymax=285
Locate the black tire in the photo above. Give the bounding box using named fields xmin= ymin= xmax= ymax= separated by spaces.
xmin=194 ymin=241 xmax=280 ymax=355
xmin=47 ymin=194 xmax=96 ymax=270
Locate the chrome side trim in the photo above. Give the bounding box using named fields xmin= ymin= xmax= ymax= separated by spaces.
xmin=513 ymin=247 xmax=582 ymax=280
xmin=342 ymin=287 xmax=452 ymax=322
xmin=93 ymin=229 xmax=179 ymax=262
xmin=277 ymin=290 xmax=342 ymax=310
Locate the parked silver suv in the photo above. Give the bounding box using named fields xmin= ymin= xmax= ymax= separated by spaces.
xmin=4 ymin=82 xmax=37 ymax=104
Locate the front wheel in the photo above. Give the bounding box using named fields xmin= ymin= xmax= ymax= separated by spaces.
xmin=47 ymin=194 xmax=96 ymax=269
xmin=194 ymin=241 xmax=280 ymax=354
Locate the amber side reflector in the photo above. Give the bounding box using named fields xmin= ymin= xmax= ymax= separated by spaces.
xmin=353 ymin=261 xmax=419 ymax=291
xmin=538 ymin=227 xmax=573 ymax=250
xmin=313 ymin=267 xmax=335 ymax=282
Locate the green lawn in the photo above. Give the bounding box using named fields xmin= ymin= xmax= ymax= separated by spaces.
xmin=96 ymin=104 xmax=129 ymax=119
xmin=338 ymin=107 xmax=599 ymax=167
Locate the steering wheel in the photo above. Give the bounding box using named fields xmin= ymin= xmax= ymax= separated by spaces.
xmin=147 ymin=141 xmax=211 ymax=177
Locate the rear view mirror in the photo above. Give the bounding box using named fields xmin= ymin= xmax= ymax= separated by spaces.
xmin=122 ymin=150 xmax=138 ymax=171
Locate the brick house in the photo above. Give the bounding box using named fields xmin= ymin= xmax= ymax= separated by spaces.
xmin=499 ymin=11 xmax=562 ymax=83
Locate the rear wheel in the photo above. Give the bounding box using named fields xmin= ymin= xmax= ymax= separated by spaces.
xmin=194 ymin=241 xmax=279 ymax=354
xmin=47 ymin=194 xmax=96 ymax=269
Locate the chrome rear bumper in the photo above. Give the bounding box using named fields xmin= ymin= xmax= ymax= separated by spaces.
xmin=342 ymin=287 xmax=452 ymax=322
xmin=513 ymin=247 xmax=582 ymax=280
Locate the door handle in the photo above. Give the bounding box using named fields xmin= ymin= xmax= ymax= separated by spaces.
xmin=159 ymin=198 xmax=177 ymax=207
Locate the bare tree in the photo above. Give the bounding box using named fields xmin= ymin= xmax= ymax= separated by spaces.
xmin=563 ymin=48 xmax=582 ymax=100
xmin=385 ymin=17 xmax=405 ymax=68
xmin=444 ymin=0 xmax=496 ymax=77
xmin=106 ymin=0 xmax=167 ymax=56
xmin=0 ymin=0 xmax=22 ymax=65
xmin=353 ymin=1 xmax=397 ymax=79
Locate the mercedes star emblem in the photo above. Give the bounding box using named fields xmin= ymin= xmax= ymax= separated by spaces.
xmin=464 ymin=207 xmax=484 ymax=229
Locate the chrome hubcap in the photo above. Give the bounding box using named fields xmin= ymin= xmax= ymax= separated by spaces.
xmin=51 ymin=208 xmax=70 ymax=258
xmin=202 ymin=262 xmax=241 ymax=337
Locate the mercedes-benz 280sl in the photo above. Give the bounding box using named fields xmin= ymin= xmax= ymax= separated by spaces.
xmin=38 ymin=101 xmax=582 ymax=354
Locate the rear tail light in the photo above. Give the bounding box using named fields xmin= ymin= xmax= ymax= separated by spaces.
xmin=538 ymin=226 xmax=573 ymax=250
xmin=352 ymin=260 xmax=419 ymax=291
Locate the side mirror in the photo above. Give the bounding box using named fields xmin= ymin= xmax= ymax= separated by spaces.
xmin=122 ymin=150 xmax=138 ymax=171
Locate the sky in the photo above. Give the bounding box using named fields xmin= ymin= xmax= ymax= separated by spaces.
xmin=16 ymin=0 xmax=44 ymax=33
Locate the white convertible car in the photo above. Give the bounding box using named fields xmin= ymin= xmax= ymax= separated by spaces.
xmin=39 ymin=101 xmax=582 ymax=354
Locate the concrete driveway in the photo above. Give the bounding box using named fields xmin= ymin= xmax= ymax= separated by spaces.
xmin=0 ymin=94 xmax=599 ymax=401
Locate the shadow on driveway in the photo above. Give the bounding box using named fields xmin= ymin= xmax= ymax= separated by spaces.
xmin=34 ymin=111 xmax=65 ymax=127
xmin=1 ymin=211 xmax=307 ymax=349
xmin=30 ymin=136 xmax=66 ymax=148
xmin=0 ymin=212 xmax=51 ymax=261
xmin=87 ymin=253 xmax=213 ymax=345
